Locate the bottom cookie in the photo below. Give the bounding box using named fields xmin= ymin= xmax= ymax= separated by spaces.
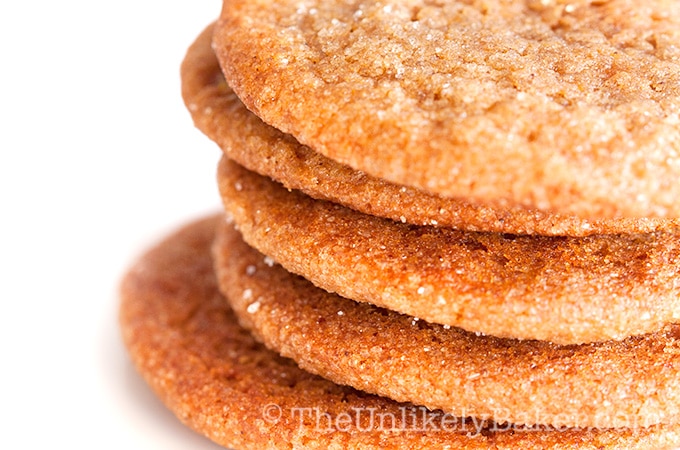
xmin=119 ymin=215 xmax=680 ymax=449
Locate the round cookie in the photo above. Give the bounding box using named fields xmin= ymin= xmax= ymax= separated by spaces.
xmin=214 ymin=0 xmax=680 ymax=219
xmin=181 ymin=23 xmax=680 ymax=236
xmin=214 ymin=219 xmax=680 ymax=429
xmin=217 ymin=157 xmax=680 ymax=344
xmin=119 ymin=215 xmax=680 ymax=449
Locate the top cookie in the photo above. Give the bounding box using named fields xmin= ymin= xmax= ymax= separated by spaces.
xmin=183 ymin=23 xmax=679 ymax=236
xmin=215 ymin=0 xmax=680 ymax=219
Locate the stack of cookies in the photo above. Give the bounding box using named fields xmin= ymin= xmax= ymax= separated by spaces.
xmin=120 ymin=1 xmax=680 ymax=448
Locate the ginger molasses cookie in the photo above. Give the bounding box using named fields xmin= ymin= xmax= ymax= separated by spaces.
xmin=182 ymin=23 xmax=680 ymax=236
xmin=214 ymin=0 xmax=680 ymax=219
xmin=217 ymin=157 xmax=680 ymax=344
xmin=119 ymin=215 xmax=680 ymax=449
xmin=214 ymin=220 xmax=680 ymax=429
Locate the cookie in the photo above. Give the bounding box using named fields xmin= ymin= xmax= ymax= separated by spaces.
xmin=214 ymin=0 xmax=680 ymax=219
xmin=182 ymin=23 xmax=680 ymax=237
xmin=217 ymin=157 xmax=680 ymax=344
xmin=119 ymin=215 xmax=680 ymax=448
xmin=214 ymin=219 xmax=680 ymax=429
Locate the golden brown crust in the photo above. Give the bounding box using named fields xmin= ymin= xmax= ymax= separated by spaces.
xmin=215 ymin=0 xmax=680 ymax=219
xmin=217 ymin=157 xmax=680 ymax=344
xmin=214 ymin=219 xmax=680 ymax=429
xmin=119 ymin=215 xmax=680 ymax=448
xmin=182 ymin=23 xmax=680 ymax=236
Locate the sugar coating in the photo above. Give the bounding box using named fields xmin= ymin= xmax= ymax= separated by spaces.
xmin=181 ymin=24 xmax=680 ymax=235
xmin=120 ymin=216 xmax=680 ymax=448
xmin=246 ymin=299 xmax=261 ymax=313
xmin=215 ymin=0 xmax=680 ymax=218
xmin=217 ymin=156 xmax=680 ymax=344
xmin=214 ymin=218 xmax=680 ymax=429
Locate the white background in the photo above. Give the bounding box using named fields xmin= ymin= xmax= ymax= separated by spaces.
xmin=1 ymin=1 xmax=226 ymax=448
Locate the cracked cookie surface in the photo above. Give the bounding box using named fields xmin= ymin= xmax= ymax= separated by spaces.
xmin=215 ymin=0 xmax=680 ymax=219
xmin=184 ymin=23 xmax=680 ymax=235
